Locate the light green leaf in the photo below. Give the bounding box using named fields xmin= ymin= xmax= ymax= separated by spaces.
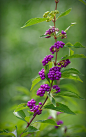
xmin=48 ymin=93 xmax=56 ymax=107
xmin=57 ymin=8 xmax=72 ymax=19
xmin=62 ymin=54 xmax=86 ymax=60
xmin=69 ymin=48 xmax=74 ymax=56
xmin=15 ymin=103 xmax=28 ymax=112
xmin=0 ymin=132 xmax=16 ymax=137
xmin=30 ymin=76 xmax=41 ymax=91
xmin=27 ymin=110 xmax=34 ymax=116
xmin=13 ymin=110 xmax=26 ymax=122
xmin=65 ymin=42 xmax=85 ymax=48
xmin=65 ymin=22 xmax=77 ymax=32
xmin=54 ymin=90 xmax=84 ymax=99
xmin=21 ymin=126 xmax=39 ymax=137
xmin=25 ymin=116 xmax=30 ymax=122
xmin=34 ymin=119 xmax=56 ymax=125
xmin=61 ymin=73 xmax=83 ymax=82
xmin=61 ymin=68 xmax=83 ymax=76
xmin=44 ymin=103 xmax=75 ymax=115
xmin=21 ymin=18 xmax=47 ymax=28
xmin=16 ymin=86 xmax=29 ymax=95
xmin=49 ymin=62 xmax=54 ymax=70
xmin=79 ymin=0 xmax=86 ymax=5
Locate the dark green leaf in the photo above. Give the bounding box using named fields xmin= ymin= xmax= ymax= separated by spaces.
xmin=30 ymin=76 xmax=41 ymax=91
xmin=57 ymin=8 xmax=72 ymax=19
xmin=61 ymin=73 xmax=83 ymax=82
xmin=44 ymin=64 xmax=50 ymax=83
xmin=62 ymin=54 xmax=86 ymax=60
xmin=54 ymin=90 xmax=84 ymax=99
xmin=61 ymin=68 xmax=83 ymax=76
xmin=15 ymin=103 xmax=28 ymax=112
xmin=34 ymin=119 xmax=56 ymax=125
xmin=13 ymin=110 xmax=26 ymax=122
xmin=48 ymin=93 xmax=56 ymax=107
xmin=79 ymin=0 xmax=86 ymax=5
xmin=16 ymin=86 xmax=29 ymax=95
xmin=21 ymin=18 xmax=47 ymax=28
xmin=44 ymin=103 xmax=75 ymax=115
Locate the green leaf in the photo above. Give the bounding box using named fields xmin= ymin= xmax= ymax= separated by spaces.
xmin=61 ymin=68 xmax=83 ymax=76
xmin=44 ymin=103 xmax=75 ymax=115
xmin=65 ymin=42 xmax=85 ymax=48
xmin=65 ymin=22 xmax=77 ymax=32
xmin=16 ymin=86 xmax=29 ymax=95
xmin=49 ymin=62 xmax=54 ymax=70
xmin=69 ymin=48 xmax=74 ymax=56
xmin=48 ymin=93 xmax=56 ymax=107
xmin=34 ymin=119 xmax=56 ymax=125
xmin=25 ymin=116 xmax=30 ymax=122
xmin=27 ymin=110 xmax=34 ymax=116
xmin=62 ymin=54 xmax=86 ymax=60
xmin=13 ymin=110 xmax=26 ymax=122
xmin=21 ymin=18 xmax=47 ymax=28
xmin=15 ymin=103 xmax=28 ymax=112
xmin=40 ymin=34 xmax=50 ymax=38
xmin=0 ymin=132 xmax=16 ymax=137
xmin=30 ymin=76 xmax=41 ymax=91
xmin=54 ymin=90 xmax=84 ymax=99
xmin=21 ymin=126 xmax=39 ymax=137
xmin=44 ymin=64 xmax=50 ymax=83
xmin=74 ymin=42 xmax=86 ymax=48
xmin=57 ymin=8 xmax=72 ymax=19
xmin=61 ymin=73 xmax=83 ymax=82
xmin=79 ymin=0 xmax=86 ymax=5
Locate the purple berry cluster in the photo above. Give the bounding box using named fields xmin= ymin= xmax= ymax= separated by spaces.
xmin=50 ymin=41 xmax=65 ymax=54
xmin=55 ymin=120 xmax=63 ymax=129
xmin=38 ymin=69 xmax=45 ymax=80
xmin=53 ymin=85 xmax=60 ymax=93
xmin=48 ymin=66 xmax=61 ymax=80
xmin=61 ymin=30 xmax=67 ymax=39
xmin=42 ymin=55 xmax=54 ymax=66
xmin=44 ymin=27 xmax=59 ymax=38
xmin=27 ymin=99 xmax=42 ymax=116
xmin=37 ymin=84 xmax=50 ymax=97
xmin=57 ymin=59 xmax=71 ymax=68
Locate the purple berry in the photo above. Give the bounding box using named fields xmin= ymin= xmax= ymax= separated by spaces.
xmin=48 ymin=66 xmax=61 ymax=80
xmin=55 ymin=120 xmax=63 ymax=129
xmin=50 ymin=41 xmax=65 ymax=54
xmin=37 ymin=84 xmax=50 ymax=97
xmin=57 ymin=59 xmax=71 ymax=68
xmin=39 ymin=68 xmax=45 ymax=80
xmin=61 ymin=30 xmax=67 ymax=39
xmin=42 ymin=55 xmax=54 ymax=66
xmin=53 ymin=85 xmax=60 ymax=93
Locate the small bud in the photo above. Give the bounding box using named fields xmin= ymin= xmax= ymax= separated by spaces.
xmin=54 ymin=10 xmax=59 ymax=14
xmin=43 ymin=11 xmax=49 ymax=18
xmin=55 ymin=0 xmax=60 ymax=3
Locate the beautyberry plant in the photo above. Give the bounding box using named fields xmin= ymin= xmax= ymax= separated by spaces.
xmin=0 ymin=0 xmax=86 ymax=137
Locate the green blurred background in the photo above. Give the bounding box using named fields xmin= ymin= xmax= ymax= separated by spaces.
xmin=0 ymin=0 xmax=86 ymax=136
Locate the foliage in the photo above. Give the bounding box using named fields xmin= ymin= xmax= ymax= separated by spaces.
xmin=0 ymin=0 xmax=86 ymax=137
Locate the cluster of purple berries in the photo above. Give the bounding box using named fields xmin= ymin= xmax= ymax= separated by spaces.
xmin=37 ymin=84 xmax=50 ymax=97
xmin=42 ymin=55 xmax=54 ymax=66
xmin=27 ymin=99 xmax=42 ymax=116
xmin=61 ymin=30 xmax=67 ymax=39
xmin=53 ymin=85 xmax=60 ymax=93
xmin=57 ymin=59 xmax=71 ymax=68
xmin=48 ymin=66 xmax=61 ymax=80
xmin=50 ymin=41 xmax=65 ymax=54
xmin=55 ymin=120 xmax=63 ymax=129
xmin=38 ymin=68 xmax=45 ymax=80
xmin=44 ymin=27 xmax=59 ymax=38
